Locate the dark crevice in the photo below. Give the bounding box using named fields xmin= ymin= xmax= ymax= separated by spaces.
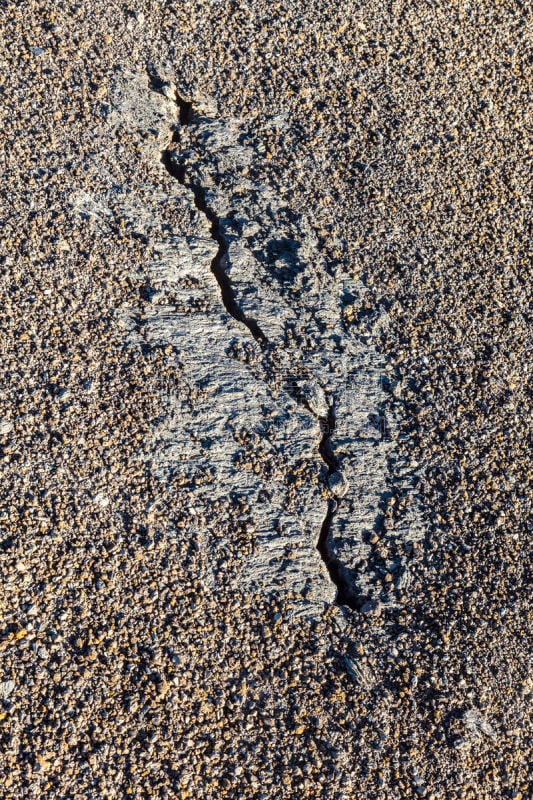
xmin=161 ymin=92 xmax=267 ymax=346
xmin=177 ymin=99 xmax=193 ymax=125
xmin=316 ymin=403 xmax=367 ymax=611
xmin=157 ymin=82 xmax=365 ymax=611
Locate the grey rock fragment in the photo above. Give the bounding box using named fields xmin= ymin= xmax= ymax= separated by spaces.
xmin=0 ymin=419 xmax=14 ymax=435
xmin=343 ymin=655 xmax=374 ymax=690
xmin=328 ymin=471 xmax=349 ymax=498
xmin=298 ymin=380 xmax=329 ymax=419
xmin=0 ymin=680 xmax=15 ymax=700
xmin=463 ymin=709 xmax=496 ymax=740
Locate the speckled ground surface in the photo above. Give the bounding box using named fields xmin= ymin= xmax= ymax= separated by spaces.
xmin=0 ymin=2 xmax=531 ymax=798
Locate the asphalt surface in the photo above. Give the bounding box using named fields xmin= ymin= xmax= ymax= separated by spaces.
xmin=0 ymin=1 xmax=531 ymax=798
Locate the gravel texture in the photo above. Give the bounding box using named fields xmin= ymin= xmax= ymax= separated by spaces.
xmin=0 ymin=1 xmax=531 ymax=799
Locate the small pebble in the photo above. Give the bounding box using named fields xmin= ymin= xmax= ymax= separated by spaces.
xmin=328 ymin=470 xmax=349 ymax=497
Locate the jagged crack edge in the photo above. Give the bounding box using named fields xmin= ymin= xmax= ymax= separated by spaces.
xmin=160 ymin=94 xmax=267 ymax=345
xmin=316 ymin=403 xmax=366 ymax=611
xmin=156 ymin=81 xmax=363 ymax=611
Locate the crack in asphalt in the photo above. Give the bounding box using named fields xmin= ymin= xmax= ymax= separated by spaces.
xmin=312 ymin=401 xmax=362 ymax=610
xmin=158 ymin=83 xmax=360 ymax=610
xmin=161 ymin=93 xmax=267 ymax=347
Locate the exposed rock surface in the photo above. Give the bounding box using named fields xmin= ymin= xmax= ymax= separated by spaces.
xmin=96 ymin=71 xmax=422 ymax=613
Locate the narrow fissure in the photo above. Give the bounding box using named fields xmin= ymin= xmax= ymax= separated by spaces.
xmin=161 ymin=95 xmax=267 ymax=345
xmin=159 ymin=84 xmax=361 ymax=611
xmin=316 ymin=404 xmax=363 ymax=611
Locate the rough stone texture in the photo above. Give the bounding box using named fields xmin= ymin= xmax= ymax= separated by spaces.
xmin=90 ymin=71 xmax=420 ymax=614
xmin=167 ymin=86 xmax=422 ymax=606
xmin=1 ymin=2 xmax=531 ymax=798
xmin=88 ymin=70 xmax=336 ymax=614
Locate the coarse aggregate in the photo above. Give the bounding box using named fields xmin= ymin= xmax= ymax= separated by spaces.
xmin=0 ymin=1 xmax=531 ymax=798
